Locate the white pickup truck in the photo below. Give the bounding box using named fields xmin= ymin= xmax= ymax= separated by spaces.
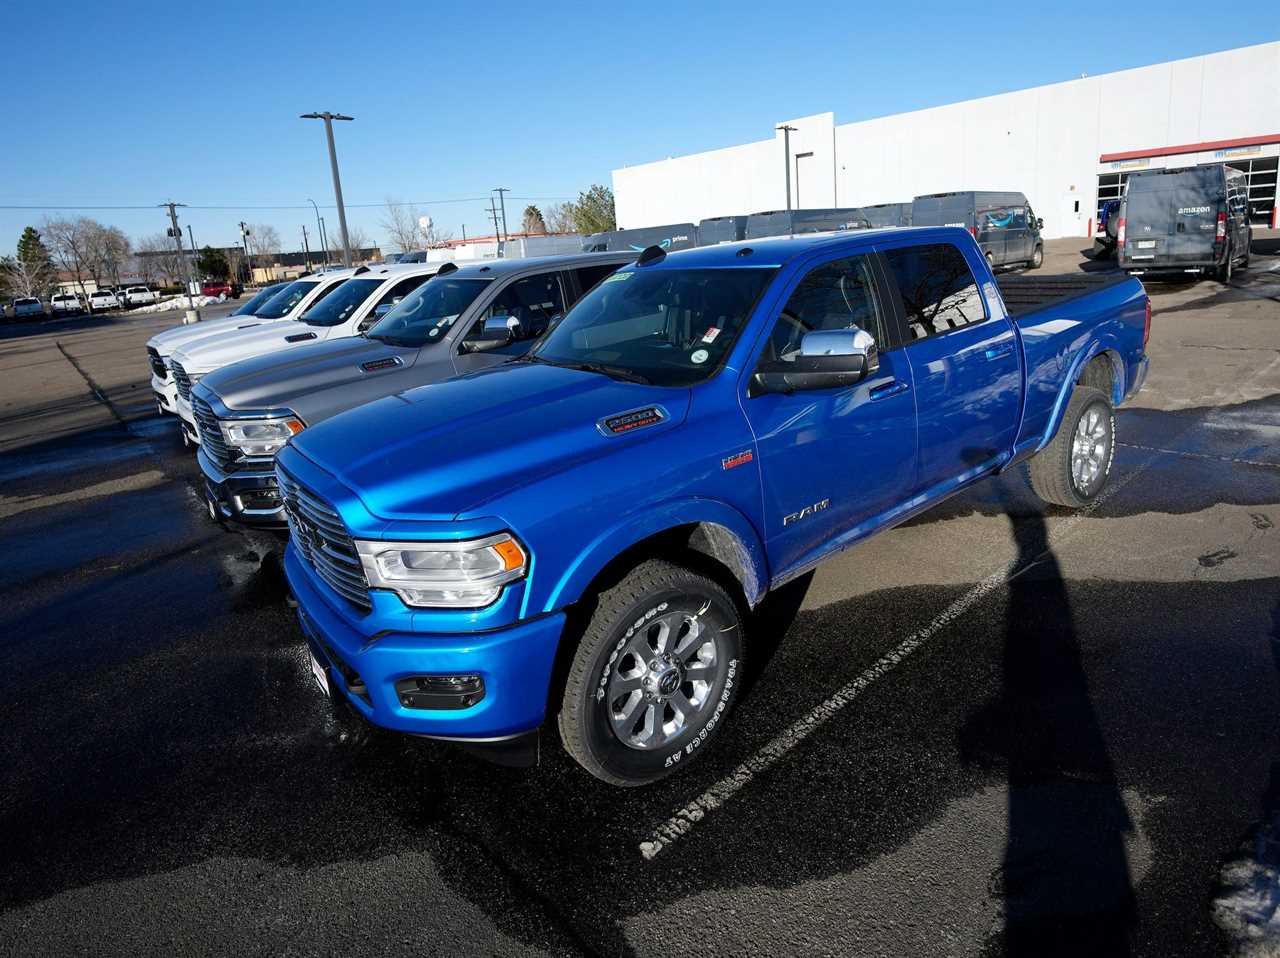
xmin=122 ymin=286 xmax=159 ymax=307
xmin=168 ymin=264 xmax=438 ymax=445
xmin=147 ymin=277 xmax=338 ymax=419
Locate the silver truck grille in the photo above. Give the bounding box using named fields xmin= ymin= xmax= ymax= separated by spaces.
xmin=147 ymin=347 xmax=168 ymax=381
xmin=171 ymin=361 xmax=193 ymax=402
xmin=277 ymin=466 xmax=371 ymax=611
xmin=191 ymin=396 xmax=235 ymax=469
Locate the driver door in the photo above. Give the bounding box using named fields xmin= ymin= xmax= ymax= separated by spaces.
xmin=454 ymin=270 xmax=567 ymax=374
xmin=742 ymin=252 xmax=918 ymax=577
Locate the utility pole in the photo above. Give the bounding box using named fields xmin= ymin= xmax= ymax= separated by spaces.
xmin=776 ymin=125 xmax=798 ymax=215
xmin=300 ymin=111 xmax=355 ymax=267
xmin=319 ymin=217 xmax=329 ymax=264
xmin=239 ymin=221 xmax=254 ymax=285
xmin=161 ymin=201 xmax=200 ymax=318
xmin=301 ymin=224 xmax=312 ymax=272
xmin=307 ymin=198 xmax=328 ymax=267
xmin=494 ymin=187 xmax=510 ymax=240
xmin=488 ymin=198 xmax=503 ymax=256
xmin=186 ymin=225 xmax=199 ymax=281
xmin=461 ymin=224 xmax=467 ymax=241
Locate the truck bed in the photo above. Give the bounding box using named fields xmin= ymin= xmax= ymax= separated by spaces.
xmin=996 ymin=272 xmax=1129 ymax=319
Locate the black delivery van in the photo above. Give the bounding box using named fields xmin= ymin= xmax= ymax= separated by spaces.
xmin=743 ymin=208 xmax=871 ymax=240
xmin=695 ymin=215 xmax=748 ymax=245
xmin=1116 ymin=165 xmax=1251 ymax=281
xmin=581 ymin=223 xmax=697 ymax=253
xmin=861 ymin=202 xmax=913 ymax=227
xmin=911 ymin=191 xmax=1043 ymax=269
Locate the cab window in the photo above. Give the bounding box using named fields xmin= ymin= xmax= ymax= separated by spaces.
xmin=759 ymin=255 xmax=886 ymax=365
xmin=882 ymin=242 xmax=987 ymax=340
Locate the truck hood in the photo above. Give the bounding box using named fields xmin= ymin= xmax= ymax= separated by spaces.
xmin=147 ymin=313 xmax=279 ymax=354
xmin=292 ymin=363 xmax=691 ymax=521
xmin=200 ymin=335 xmax=421 ymax=413
xmin=171 ymin=320 xmax=335 ymax=374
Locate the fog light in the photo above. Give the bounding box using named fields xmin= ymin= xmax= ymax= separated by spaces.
xmin=395 ymin=674 xmax=485 ymax=710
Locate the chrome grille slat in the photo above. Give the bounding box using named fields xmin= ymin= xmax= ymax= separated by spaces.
xmin=191 ymin=396 xmax=236 ymax=469
xmin=277 ymin=466 xmax=371 ymax=611
xmin=171 ymin=361 xmax=193 ymax=402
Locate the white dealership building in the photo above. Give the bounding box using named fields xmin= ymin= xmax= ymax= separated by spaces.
xmin=612 ymin=42 xmax=1280 ymax=240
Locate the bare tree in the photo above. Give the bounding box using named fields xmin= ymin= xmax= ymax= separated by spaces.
xmin=43 ymin=217 xmax=96 ymax=303
xmin=245 ymin=224 xmax=280 ymax=269
xmin=330 ymin=225 xmax=372 ymax=261
xmin=84 ymin=224 xmax=132 ymax=289
xmin=380 ymin=197 xmax=424 ymax=253
xmin=136 ymin=232 xmax=182 ymax=287
xmin=423 ymin=223 xmax=453 ymax=247
xmin=544 ymin=202 xmax=576 ymax=234
xmin=224 ymin=245 xmax=245 ymax=284
xmin=1 ymin=251 xmax=55 ymax=299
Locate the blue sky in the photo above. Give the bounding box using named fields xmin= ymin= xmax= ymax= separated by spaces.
xmin=0 ymin=1 xmax=1270 ymax=256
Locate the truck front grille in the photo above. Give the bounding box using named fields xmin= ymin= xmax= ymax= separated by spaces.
xmin=147 ymin=346 xmax=168 ymax=381
xmin=277 ymin=466 xmax=371 ymax=611
xmin=171 ymin=361 xmax=194 ymax=402
xmin=191 ymin=396 xmax=236 ymax=469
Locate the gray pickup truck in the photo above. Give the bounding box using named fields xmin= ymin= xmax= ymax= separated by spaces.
xmin=191 ymin=251 xmax=636 ymax=527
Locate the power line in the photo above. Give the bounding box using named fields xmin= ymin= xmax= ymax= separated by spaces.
xmin=0 ymin=196 xmax=573 ymax=212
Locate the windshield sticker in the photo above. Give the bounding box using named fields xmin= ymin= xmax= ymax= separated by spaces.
xmin=701 ymin=327 xmax=721 ymax=344
xmin=602 ymin=272 xmax=633 ymax=284
xmin=691 ymin=349 xmax=709 ymax=364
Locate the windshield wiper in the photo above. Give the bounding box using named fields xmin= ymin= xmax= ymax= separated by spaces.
xmin=367 ymin=333 xmax=414 ymax=347
xmin=532 ymin=357 xmax=650 ymax=385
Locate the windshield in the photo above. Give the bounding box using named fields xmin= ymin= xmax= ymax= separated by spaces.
xmin=254 ymin=280 xmax=319 ymax=319
xmin=365 ymin=277 xmax=490 ymax=348
xmin=232 ymin=284 xmax=284 ymax=316
xmin=301 ymin=278 xmax=381 ymax=327
xmin=528 ymin=267 xmax=776 ymax=387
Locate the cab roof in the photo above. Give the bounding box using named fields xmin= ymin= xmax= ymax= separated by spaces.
xmin=440 ymin=250 xmax=638 ymax=280
xmin=630 ymin=226 xmax=959 ymax=269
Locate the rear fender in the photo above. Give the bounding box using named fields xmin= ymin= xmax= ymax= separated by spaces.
xmin=1039 ymin=338 xmax=1125 ymax=451
xmin=542 ymin=499 xmax=769 ymax=613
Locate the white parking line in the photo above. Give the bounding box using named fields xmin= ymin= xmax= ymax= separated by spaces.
xmin=639 ymin=441 xmax=1157 ymax=860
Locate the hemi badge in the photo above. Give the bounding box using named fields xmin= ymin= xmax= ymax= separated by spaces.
xmin=598 ymin=405 xmax=668 ymax=437
xmin=361 ymin=356 xmax=403 ymax=372
xmin=722 ymin=450 xmax=753 ymax=470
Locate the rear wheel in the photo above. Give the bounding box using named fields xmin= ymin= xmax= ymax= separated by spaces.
xmin=558 ymin=559 xmax=744 ymax=786
xmin=1025 ymin=385 xmax=1115 ymax=508
xmin=1216 ymin=244 xmax=1234 ymax=284
xmin=985 ymin=251 xmax=995 ymax=271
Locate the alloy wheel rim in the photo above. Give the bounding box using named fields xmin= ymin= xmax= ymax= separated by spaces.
xmin=607 ymin=606 xmax=723 ymax=751
xmin=1071 ymin=405 xmax=1111 ymax=494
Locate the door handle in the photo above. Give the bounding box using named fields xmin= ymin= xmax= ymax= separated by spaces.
xmin=984 ymin=344 xmax=1014 ymax=361
xmin=869 ymin=380 xmax=909 ymax=401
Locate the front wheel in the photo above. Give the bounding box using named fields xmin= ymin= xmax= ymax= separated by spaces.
xmin=1028 ymin=245 xmax=1043 ymax=269
xmin=1025 ymin=385 xmax=1115 ymax=508
xmin=558 ymin=559 xmax=744 ymax=786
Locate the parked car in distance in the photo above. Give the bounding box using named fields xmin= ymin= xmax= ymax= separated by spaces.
xmin=12 ymin=297 xmax=45 ymax=319
xmin=911 ymin=191 xmax=1043 ymax=269
xmin=279 ymin=227 xmax=1150 ymax=785
xmin=193 ymin=252 xmax=635 ymax=528
xmin=87 ymin=289 xmax=119 ymax=311
xmin=201 ymin=280 xmax=243 ymax=299
xmin=123 ymin=286 xmax=159 ymax=307
xmin=50 ymin=293 xmax=84 ymax=316
xmin=1116 ymin=164 xmax=1251 ymax=282
xmin=167 ymin=269 xmax=361 ymax=445
xmin=147 ymin=279 xmax=322 ymax=419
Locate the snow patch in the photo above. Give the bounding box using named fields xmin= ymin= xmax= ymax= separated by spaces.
xmin=1214 ymin=814 xmax=1280 ymax=956
xmin=127 ymin=294 xmax=225 ymax=314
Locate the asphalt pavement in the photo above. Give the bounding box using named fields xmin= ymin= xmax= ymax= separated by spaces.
xmin=0 ymin=246 xmax=1277 ymax=957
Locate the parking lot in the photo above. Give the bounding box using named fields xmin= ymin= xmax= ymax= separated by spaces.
xmin=1 ymin=237 xmax=1278 ymax=956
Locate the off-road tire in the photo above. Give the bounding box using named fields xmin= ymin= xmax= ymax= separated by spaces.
xmin=558 ymin=559 xmax=744 ymax=786
xmin=1024 ymin=385 xmax=1115 ymax=508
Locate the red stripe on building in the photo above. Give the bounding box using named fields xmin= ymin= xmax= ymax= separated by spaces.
xmin=1100 ymin=133 xmax=1280 ymax=164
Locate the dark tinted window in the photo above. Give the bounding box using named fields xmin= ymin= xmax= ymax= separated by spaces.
xmin=366 ymin=278 xmax=490 ymax=348
xmin=301 ymin=279 xmax=382 ymax=326
xmin=883 ymin=243 xmax=986 ymax=340
xmin=530 ymin=267 xmax=776 ymax=387
xmin=762 ymin=255 xmax=885 ymax=364
xmin=254 ymin=280 xmax=320 ymax=319
xmin=232 ymin=283 xmax=286 ymax=316
xmin=573 ymin=263 xmax=622 ymax=295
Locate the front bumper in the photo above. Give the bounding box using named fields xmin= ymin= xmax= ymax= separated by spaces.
xmin=151 ymin=373 xmax=178 ymax=414
xmin=198 ymin=447 xmax=286 ymax=528
xmin=285 ymin=544 xmax=565 ymax=740
xmin=175 ymin=394 xmax=200 ymax=445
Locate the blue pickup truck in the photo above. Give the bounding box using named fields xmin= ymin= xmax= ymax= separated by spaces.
xmin=278 ymin=228 xmax=1150 ymax=785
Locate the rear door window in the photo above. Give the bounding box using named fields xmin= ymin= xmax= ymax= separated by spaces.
xmin=572 ymin=263 xmax=624 ymax=297
xmin=881 ymin=243 xmax=987 ymax=340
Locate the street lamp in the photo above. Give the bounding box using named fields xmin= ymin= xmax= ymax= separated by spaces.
xmin=300 ymin=111 xmax=354 ymax=267
xmin=307 ymin=198 xmax=329 ymax=267
xmin=776 ymin=125 xmax=798 ymax=214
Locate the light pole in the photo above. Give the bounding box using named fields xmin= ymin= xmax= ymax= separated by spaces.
xmin=301 ymin=224 xmax=312 ymax=272
xmin=307 ymin=198 xmax=328 ymax=267
xmin=239 ymin=221 xmax=253 ymax=284
xmin=776 ymin=125 xmax=798 ymax=214
xmin=300 ymin=111 xmax=354 ymax=267
xmin=319 ymin=217 xmax=329 ymax=263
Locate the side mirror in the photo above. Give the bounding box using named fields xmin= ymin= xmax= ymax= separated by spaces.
xmin=750 ymin=327 xmax=879 ymax=396
xmin=1036 ymin=217 xmax=1044 ymax=229
xmin=464 ymin=315 xmax=520 ymax=353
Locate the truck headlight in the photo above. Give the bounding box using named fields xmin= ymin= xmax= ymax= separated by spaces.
xmin=220 ymin=418 xmax=304 ymax=457
xmin=355 ymin=534 xmax=527 ymax=608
